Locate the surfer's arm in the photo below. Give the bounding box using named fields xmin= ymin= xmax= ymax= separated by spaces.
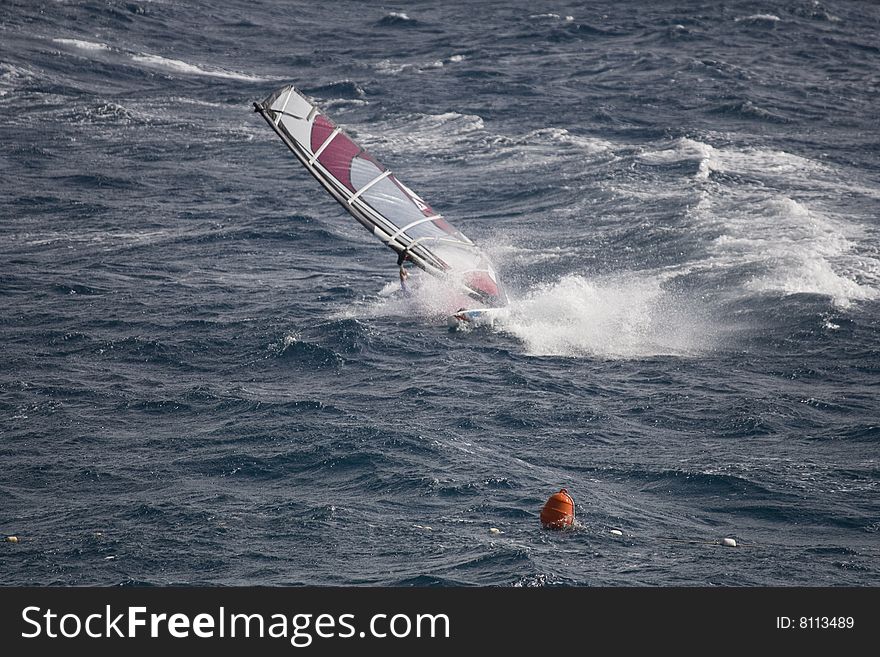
xmin=398 ymin=265 xmax=412 ymax=296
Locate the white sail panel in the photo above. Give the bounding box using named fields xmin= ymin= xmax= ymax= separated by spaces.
xmin=269 ymin=91 xmax=313 ymax=146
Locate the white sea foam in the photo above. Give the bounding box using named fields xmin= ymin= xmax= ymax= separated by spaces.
xmin=353 ymin=125 xmax=876 ymax=346
xmin=639 ymin=137 xmax=721 ymax=179
xmin=324 ymin=98 xmax=369 ymax=110
xmin=735 ymin=14 xmax=781 ymax=22
xmin=358 ymin=107 xmax=611 ymax=169
xmin=343 ymin=268 xmax=715 ymax=360
xmin=588 ymin=132 xmax=878 ymax=328
xmin=694 ymin=190 xmax=878 ymax=309
xmin=525 ymin=127 xmax=614 ymax=154
xmin=374 ymin=53 xmax=467 ymax=75
xmin=374 ymin=59 xmax=407 ymax=75
xmin=529 ymin=13 xmax=573 ymax=21
xmin=131 ymin=54 xmax=265 ymax=82
xmin=344 ymin=273 xmax=477 ymax=322
xmin=660 ymin=139 xmax=879 ymax=309
xmin=0 ymin=63 xmax=37 ymax=85
xmin=716 ymin=146 xmax=826 ymax=177
xmin=640 ymin=137 xmax=832 ymax=183
xmin=673 ymin=138 xmax=880 ymax=212
xmin=499 ymin=274 xmax=714 ymax=359
xmin=360 ymin=111 xmax=486 ymax=155
xmin=167 ymin=96 xmax=226 ymax=109
xmin=749 ymin=254 xmax=872 ymax=304
xmin=52 ymin=38 xmax=110 ymax=50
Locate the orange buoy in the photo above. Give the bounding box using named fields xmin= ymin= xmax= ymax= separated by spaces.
xmin=540 ymin=488 xmax=575 ymax=530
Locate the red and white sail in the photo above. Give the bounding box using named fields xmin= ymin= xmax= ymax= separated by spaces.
xmin=254 ymin=85 xmax=507 ymax=307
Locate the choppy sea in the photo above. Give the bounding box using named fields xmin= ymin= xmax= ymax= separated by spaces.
xmin=2 ymin=0 xmax=878 ymax=586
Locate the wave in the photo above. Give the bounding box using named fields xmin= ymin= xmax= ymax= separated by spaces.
xmin=131 ymin=54 xmax=265 ymax=82
xmin=529 ymin=14 xmax=574 ymax=22
xmin=49 ymin=36 xmax=266 ymax=83
xmin=303 ymin=79 xmax=366 ymax=100
xmin=499 ymin=274 xmax=716 ymax=359
xmin=710 ymin=99 xmax=791 ymax=124
xmin=646 ymin=138 xmax=880 ymax=309
xmin=376 ymin=11 xmax=418 ymax=27
xmin=489 ymin=127 xmax=614 ymax=156
xmin=274 ymin=333 xmax=345 ymax=370
xmin=502 ymin=132 xmax=879 ymax=342
xmin=0 ymin=63 xmax=39 ymax=97
xmin=734 ymin=14 xmax=781 ymax=23
xmin=373 ymin=53 xmax=467 ymax=75
xmin=638 ymin=137 xmax=721 ymax=179
xmin=65 ymin=101 xmax=142 ymax=125
xmin=693 ymin=188 xmax=877 ymax=309
xmin=733 ymin=198 xmax=876 ymax=306
xmin=360 ymin=112 xmax=614 ymax=170
xmin=52 ymin=38 xmax=111 ymax=50
xmin=640 ymin=137 xmax=835 ymax=186
xmin=358 ymin=111 xmax=486 ymax=156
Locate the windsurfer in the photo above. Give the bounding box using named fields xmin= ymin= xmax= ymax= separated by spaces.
xmin=399 ymin=265 xmax=411 ymax=296
xmin=255 ymin=85 xmax=508 ymax=310
xmin=397 ymin=251 xmax=411 ymax=296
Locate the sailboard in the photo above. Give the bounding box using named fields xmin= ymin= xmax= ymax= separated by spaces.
xmin=447 ymin=306 xmax=509 ymax=329
xmin=253 ymin=85 xmax=508 ymax=315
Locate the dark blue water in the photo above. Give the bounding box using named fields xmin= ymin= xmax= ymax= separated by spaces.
xmin=2 ymin=0 xmax=878 ymax=586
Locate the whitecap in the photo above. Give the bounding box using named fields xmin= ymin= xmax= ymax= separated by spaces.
xmin=697 ymin=191 xmax=878 ymax=309
xmin=735 ymin=14 xmax=781 ymax=22
xmin=638 ymin=137 xmax=722 ymax=179
xmin=519 ymin=127 xmax=614 ymax=154
xmin=52 ymin=38 xmax=110 ymax=50
xmin=131 ymin=53 xmax=265 ymax=82
xmin=373 ymin=54 xmax=467 ymax=75
xmin=499 ymin=274 xmax=716 ymax=359
xmin=357 ymin=111 xmax=486 ymax=156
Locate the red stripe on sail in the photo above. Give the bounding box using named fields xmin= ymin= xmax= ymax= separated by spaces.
xmin=310 ymin=115 xmax=359 ymax=192
xmin=432 ymin=216 xmax=459 ymax=235
xmin=464 ymin=271 xmax=499 ymax=299
xmin=310 ymin=115 xmax=335 ymax=155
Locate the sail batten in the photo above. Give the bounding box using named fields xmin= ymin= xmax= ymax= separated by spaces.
xmin=254 ymin=84 xmax=507 ymax=307
xmin=349 ymin=170 xmax=392 ymax=204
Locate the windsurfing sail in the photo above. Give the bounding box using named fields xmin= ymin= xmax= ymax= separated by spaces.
xmin=253 ymin=85 xmax=507 ymax=307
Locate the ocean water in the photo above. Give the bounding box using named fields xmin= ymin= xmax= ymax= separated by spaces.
xmin=1 ymin=0 xmax=878 ymax=586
